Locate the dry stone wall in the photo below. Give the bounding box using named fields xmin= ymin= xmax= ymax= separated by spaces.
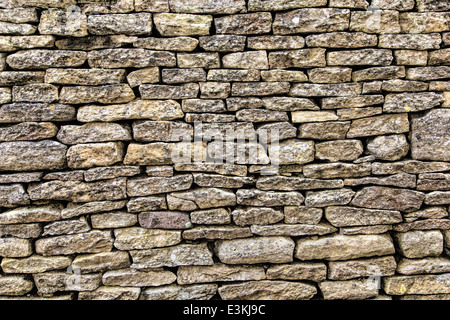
xmin=0 ymin=0 xmax=449 ymax=300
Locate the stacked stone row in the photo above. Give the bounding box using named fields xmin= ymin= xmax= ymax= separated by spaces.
xmin=0 ymin=0 xmax=449 ymax=300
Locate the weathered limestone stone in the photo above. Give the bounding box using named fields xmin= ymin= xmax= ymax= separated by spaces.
xmin=268 ymin=49 xmax=326 ymax=69
xmin=384 ymin=92 xmax=444 ymax=113
xmin=0 ymin=276 xmax=33 ymax=296
xmin=232 ymin=82 xmax=290 ymax=96
xmin=126 ymin=68 xmax=159 ymax=87
xmin=0 ymin=102 xmax=75 ymax=123
xmin=344 ymin=172 xmax=416 ymax=188
xmin=169 ymin=188 xmax=236 ymax=209
xmin=140 ymin=284 xmax=217 ymax=300
xmin=236 ymin=109 xmax=288 ymax=123
xmin=0 ymin=22 xmax=36 ymax=35
xmin=298 ymin=121 xmax=350 ymax=140
xmin=88 ymin=49 xmax=175 ymax=68
xmin=154 ymin=13 xmax=212 ymax=36
xmin=267 ymin=262 xmax=326 ymax=282
xmin=162 ymin=68 xmax=206 ymax=84
xmin=399 ymin=12 xmax=449 ymax=33
xmin=60 ymin=84 xmax=135 ymax=104
xmin=208 ymin=69 xmax=260 ymax=82
xmin=127 ymin=175 xmax=193 ymax=196
xmin=429 ymin=49 xmax=450 ymax=66
xmin=55 ymin=35 xmax=137 ymax=50
xmin=78 ymin=286 xmax=140 ymax=300
xmin=367 ymin=135 xmax=409 ymax=161
xmin=381 ymin=80 xmax=429 ymax=92
xmin=126 ymin=196 xmax=167 ymax=212
xmin=200 ymin=82 xmax=230 ymax=98
xmin=0 ymin=140 xmax=66 ymax=171
xmin=177 ymin=53 xmax=219 ymax=69
xmin=45 ymin=68 xmax=126 ymax=86
xmin=411 ymin=109 xmax=450 ymax=162
xmin=0 ymin=8 xmax=38 ymax=23
xmin=327 ymin=49 xmax=393 ymax=66
xmin=248 ymin=0 xmax=326 ymax=11
xmin=0 ymin=122 xmax=57 ymax=142
xmin=223 ymin=51 xmax=269 ymax=70
xmin=62 ymin=200 xmax=127 ymax=219
xmin=42 ymin=217 xmax=90 ymax=236
xmin=404 ymin=207 xmax=448 ymax=221
xmin=352 ymin=66 xmax=405 ymax=82
xmin=72 ymin=252 xmax=130 ymax=273
xmin=395 ymin=50 xmax=428 ymax=66
xmin=33 ymin=273 xmax=102 ymax=294
xmin=215 ymin=237 xmax=294 ymax=264
xmin=397 ymin=257 xmax=450 ymax=275
xmin=169 ymin=0 xmax=246 ymax=14
xmin=325 ymin=206 xmax=402 ymax=227
xmin=328 ymin=256 xmax=397 ymax=280
xmin=371 ymin=0 xmax=415 ymax=10
xmin=393 ymin=218 xmax=450 ymax=232
xmin=273 ymin=8 xmax=350 ymax=34
xmin=268 ymin=139 xmax=314 ymax=165
xmin=0 ymin=172 xmax=42 ymax=184
xmin=232 ymin=207 xmax=283 ymax=226
xmin=350 ymin=10 xmax=401 ymax=34
xmin=256 ymin=176 xmax=343 ymax=191
xmin=182 ymin=226 xmax=252 ymax=240
xmin=306 ymin=32 xmax=377 ymax=48
xmin=102 ymin=269 xmax=176 ymax=287
xmin=42 ymin=170 xmax=83 ymax=181
xmin=0 ymin=223 xmax=41 ymax=239
xmin=28 ymin=178 xmax=127 ymax=202
xmin=303 ymin=163 xmax=371 ymax=179
xmin=352 ymin=187 xmax=425 ymax=212
xmin=329 ymin=0 xmax=368 ymax=8
xmin=139 ymin=211 xmax=190 ymax=229
xmin=340 ymin=225 xmax=393 ymax=236
xmin=417 ymin=173 xmax=450 ymax=191
xmin=0 ymin=238 xmax=32 ymax=257
xmin=134 ymin=37 xmax=198 ymax=52
xmin=290 ymin=83 xmax=362 ymax=97
xmin=0 ymin=87 xmax=10 ymax=103
xmin=91 ymin=211 xmax=137 ymax=229
xmin=178 ymin=264 xmax=265 ymax=285
xmin=250 ymin=223 xmax=337 ymax=237
xmin=133 ymin=121 xmax=191 ymax=142
xmin=190 ymin=208 xmax=231 ymax=225
xmin=38 ymin=9 xmax=88 ymax=37
xmin=219 ymin=281 xmax=317 ymax=300
xmin=174 ymin=163 xmax=247 ymax=177
xmin=383 ymin=274 xmax=450 ymax=295
xmin=247 ymin=35 xmax=305 ymax=50
xmin=199 ymin=35 xmax=246 ymax=52
xmin=319 ymin=280 xmax=378 ymax=300
xmin=114 ymin=227 xmax=181 ymax=250
xmin=237 ymin=189 xmax=305 ymax=206
xmin=0 ymin=184 xmax=29 ymax=207
xmin=135 ymin=0 xmax=169 ymax=12
xmin=0 ymin=204 xmax=62 ymax=225
xmin=7 ymin=50 xmax=86 ymax=69
xmin=315 ymin=140 xmax=363 ymax=162
xmin=78 ymin=100 xmax=183 ymax=122
xmin=395 ymin=231 xmax=443 ymax=258
xmin=87 ymin=13 xmax=152 ymax=35
xmin=308 ymin=67 xmax=351 ymax=84
xmin=193 ymin=174 xmax=253 ymax=189
xmin=215 ymin=12 xmax=272 ymax=35
xmin=372 ymin=161 xmax=450 ymax=175
xmin=322 ymin=95 xmax=384 ymax=110
xmin=1 ymin=255 xmax=71 ymax=274
xmin=0 ymin=71 xmax=44 ymax=85
xmin=67 ymin=142 xmax=123 ymax=169
xmin=130 ymin=243 xmax=213 ymax=268
xmin=305 ymin=189 xmax=355 ymax=207
xmin=12 ymin=83 xmax=58 ymax=103
xmin=261 ymin=70 xmax=307 ymax=82
xmin=58 ymin=123 xmax=131 ymax=145
xmin=379 ymin=34 xmax=441 ymax=50
xmin=295 ymin=234 xmax=395 ymax=261
xmin=284 ymin=207 xmax=322 ymax=225
xmin=140 ymin=83 xmax=199 ymax=99
xmin=416 ymin=0 xmax=450 ymax=11
xmin=347 ymin=113 xmax=409 ymax=138
xmin=257 ymin=122 xmax=297 ymax=143
xmin=35 ymin=231 xmax=113 ymax=256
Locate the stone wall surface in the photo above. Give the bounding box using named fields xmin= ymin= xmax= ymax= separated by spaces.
xmin=0 ymin=0 xmax=449 ymax=300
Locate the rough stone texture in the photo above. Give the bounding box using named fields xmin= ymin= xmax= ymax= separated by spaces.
xmin=0 ymin=0 xmax=449 ymax=301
